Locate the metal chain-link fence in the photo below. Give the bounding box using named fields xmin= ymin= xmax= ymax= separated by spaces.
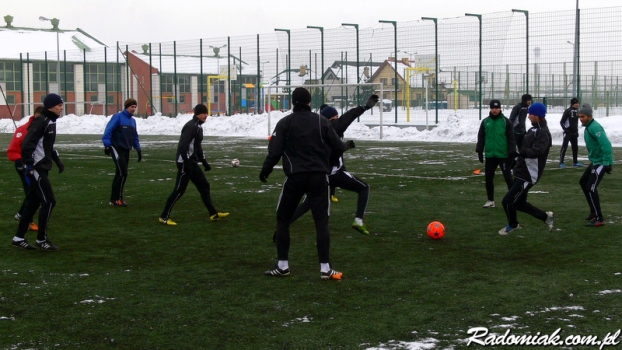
xmin=3 ymin=6 xmax=621 ymax=123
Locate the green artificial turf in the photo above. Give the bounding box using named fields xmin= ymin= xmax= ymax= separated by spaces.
xmin=1 ymin=134 xmax=621 ymax=349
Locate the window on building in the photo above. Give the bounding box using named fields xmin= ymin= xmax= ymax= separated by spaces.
xmin=161 ymin=74 xmax=191 ymax=93
xmin=380 ymin=78 xmax=388 ymax=86
xmin=0 ymin=61 xmax=22 ymax=91
xmin=179 ymin=95 xmax=185 ymax=103
xmin=32 ymin=62 xmax=75 ymax=92
xmin=85 ymin=63 xmax=121 ymax=92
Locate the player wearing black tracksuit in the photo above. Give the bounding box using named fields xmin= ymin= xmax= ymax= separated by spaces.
xmin=260 ymin=87 xmax=349 ymax=280
xmin=509 ymin=94 xmax=532 ymax=149
xmin=500 ymin=102 xmax=554 ymax=235
xmin=288 ymin=95 xmax=378 ymax=235
xmin=13 ymin=93 xmax=65 ymax=251
xmin=559 ymin=98 xmax=581 ymax=167
xmin=159 ymin=104 xmax=228 ymax=225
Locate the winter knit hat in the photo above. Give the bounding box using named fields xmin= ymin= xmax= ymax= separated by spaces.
xmin=321 ymin=106 xmax=338 ymax=119
xmin=579 ymin=103 xmax=593 ymax=117
xmin=528 ymin=102 xmax=547 ymax=118
xmin=489 ymin=99 xmax=501 ymax=108
xmin=570 ymin=97 xmax=579 ymax=106
xmin=521 ymin=94 xmax=532 ymax=104
xmin=124 ymin=98 xmax=138 ymax=109
xmin=194 ymin=104 xmax=208 ymax=115
xmin=291 ymin=87 xmax=311 ymax=106
xmin=43 ymin=93 xmax=63 ymax=109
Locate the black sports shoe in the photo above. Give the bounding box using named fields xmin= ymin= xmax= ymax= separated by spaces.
xmin=320 ymin=269 xmax=343 ymax=280
xmin=109 ymin=199 xmax=128 ymax=207
xmin=585 ymin=212 xmax=596 ymax=220
xmin=36 ymin=240 xmax=60 ymax=251
xmin=12 ymin=239 xmax=36 ymax=250
xmin=264 ymin=266 xmax=290 ymax=277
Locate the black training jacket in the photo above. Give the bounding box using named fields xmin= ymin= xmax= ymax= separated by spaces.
xmin=509 ymin=102 xmax=529 ymax=134
xmin=263 ymin=105 xmax=345 ymax=176
xmin=560 ymin=107 xmax=579 ymax=134
xmin=329 ymin=105 xmax=366 ymax=171
xmin=176 ymin=116 xmax=207 ymax=163
xmin=513 ymin=120 xmax=552 ymax=185
xmin=21 ymin=109 xmax=59 ymax=171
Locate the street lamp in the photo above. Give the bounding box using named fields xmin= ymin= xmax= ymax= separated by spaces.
xmin=342 ymin=23 xmax=360 ymax=106
xmin=422 ymin=17 xmax=438 ymax=124
xmin=466 ymin=13 xmax=482 ymax=120
xmin=379 ymin=20 xmax=398 ymax=123
xmin=307 ymin=26 xmax=324 ymax=104
xmin=403 ymin=51 xmax=417 ymax=63
xmin=209 ymin=44 xmax=227 ymax=74
xmin=261 ymin=60 xmax=270 ymax=112
xmin=39 ymin=16 xmax=61 ymax=100
xmin=274 ymin=29 xmax=291 ymax=107
xmin=512 ymin=9 xmax=529 ymax=94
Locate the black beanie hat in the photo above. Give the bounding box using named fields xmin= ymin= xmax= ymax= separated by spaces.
xmin=521 ymin=94 xmax=532 ymax=103
xmin=292 ymin=87 xmax=311 ymax=106
xmin=490 ymin=99 xmax=501 ymax=109
xmin=570 ymin=97 xmax=579 ymax=106
xmin=43 ymin=93 xmax=63 ymax=109
xmin=194 ymin=104 xmax=208 ymax=115
xmin=321 ymin=106 xmax=338 ymax=119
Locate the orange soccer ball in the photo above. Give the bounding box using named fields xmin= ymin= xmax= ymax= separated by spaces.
xmin=427 ymin=221 xmax=445 ymax=240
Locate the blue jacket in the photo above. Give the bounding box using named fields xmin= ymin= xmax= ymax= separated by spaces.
xmin=102 ymin=110 xmax=141 ymax=150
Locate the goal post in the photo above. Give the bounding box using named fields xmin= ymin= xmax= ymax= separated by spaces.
xmin=265 ymin=83 xmax=387 ymax=139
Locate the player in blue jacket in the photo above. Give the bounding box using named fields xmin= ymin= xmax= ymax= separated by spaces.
xmin=102 ymin=98 xmax=143 ymax=206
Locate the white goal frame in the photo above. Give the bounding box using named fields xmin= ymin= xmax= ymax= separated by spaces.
xmin=265 ymin=83 xmax=386 ymax=139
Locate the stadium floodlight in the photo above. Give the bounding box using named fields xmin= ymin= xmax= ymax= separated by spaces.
xmin=39 ymin=16 xmax=61 ymax=110
xmin=342 ymin=23 xmax=361 ymax=107
xmin=307 ymin=26 xmax=325 ymax=103
xmin=466 ymin=13 xmax=483 ymax=120
xmin=379 ymin=20 xmax=398 ymax=123
xmin=512 ymin=9 xmax=530 ymax=94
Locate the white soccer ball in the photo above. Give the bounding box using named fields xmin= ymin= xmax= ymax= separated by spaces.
xmin=231 ymin=159 xmax=240 ymax=167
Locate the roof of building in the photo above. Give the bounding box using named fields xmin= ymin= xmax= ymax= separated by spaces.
xmin=0 ymin=20 xmax=108 ymax=60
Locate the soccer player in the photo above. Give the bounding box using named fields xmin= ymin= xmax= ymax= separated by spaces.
xmin=158 ymin=104 xmax=229 ymax=225
xmin=499 ymin=102 xmax=554 ymax=235
xmin=509 ymin=94 xmax=532 ymax=149
xmin=7 ymin=106 xmax=45 ymax=232
xmin=578 ymin=103 xmax=613 ymax=227
xmin=559 ymin=97 xmax=582 ymax=168
xmin=476 ymin=99 xmax=515 ymax=208
xmin=102 ymin=98 xmax=143 ymax=207
xmin=12 ymin=94 xmax=65 ymax=251
xmin=287 ymin=95 xmax=378 ymax=236
xmin=260 ymin=87 xmax=350 ymax=280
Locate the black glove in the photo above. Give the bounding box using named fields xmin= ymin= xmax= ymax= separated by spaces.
xmin=137 ymin=149 xmax=143 ymax=162
xmin=259 ymin=166 xmax=273 ymax=183
xmin=604 ymin=165 xmax=612 ymax=174
xmin=104 ymin=146 xmax=111 ymax=155
xmin=344 ymin=140 xmax=356 ymax=151
xmin=478 ymin=152 xmax=484 ymax=164
xmin=365 ymin=94 xmax=379 ymax=110
xmin=15 ymin=159 xmax=24 ymax=172
xmin=202 ymin=160 xmax=211 ymax=172
xmin=51 ymin=150 xmax=64 ymax=174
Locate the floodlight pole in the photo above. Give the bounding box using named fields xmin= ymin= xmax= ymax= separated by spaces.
xmin=379 ymin=20 xmax=398 ymax=123
xmin=422 ymin=17 xmax=438 ymax=124
xmin=39 ymin=16 xmax=61 ymax=106
xmin=573 ymin=0 xmax=581 ymax=99
xmin=307 ymin=26 xmax=324 ymax=104
xmin=466 ymin=13 xmax=482 ymax=120
xmin=343 ymin=23 xmax=360 ymax=107
xmin=512 ymin=9 xmax=529 ymax=94
xmin=275 ymin=29 xmax=291 ymax=107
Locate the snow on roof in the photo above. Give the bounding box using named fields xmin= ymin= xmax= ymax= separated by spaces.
xmin=0 ymin=27 xmax=108 ymax=60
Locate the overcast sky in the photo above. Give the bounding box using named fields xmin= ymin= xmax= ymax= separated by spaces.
xmin=3 ymin=0 xmax=621 ymax=45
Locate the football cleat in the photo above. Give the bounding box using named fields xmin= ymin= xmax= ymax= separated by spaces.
xmin=320 ymin=269 xmax=343 ymax=280
xmin=331 ymin=195 xmax=339 ymax=202
xmin=264 ymin=267 xmax=290 ymax=277
xmin=109 ymin=199 xmax=128 ymax=207
xmin=545 ymin=211 xmax=554 ymax=232
xmin=210 ymin=212 xmax=229 ymax=221
xmin=483 ymin=200 xmax=495 ymax=208
xmin=159 ymin=217 xmax=177 ymax=226
xmin=36 ymin=240 xmax=60 ymax=251
xmin=498 ymin=224 xmax=521 ymax=235
xmin=351 ymin=221 xmax=370 ymax=235
xmin=586 ymin=219 xmax=605 ymax=227
xmin=12 ymin=239 xmax=36 ymax=250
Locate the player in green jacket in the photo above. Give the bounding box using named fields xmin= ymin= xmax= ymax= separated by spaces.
xmin=578 ymin=104 xmax=613 ymax=227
